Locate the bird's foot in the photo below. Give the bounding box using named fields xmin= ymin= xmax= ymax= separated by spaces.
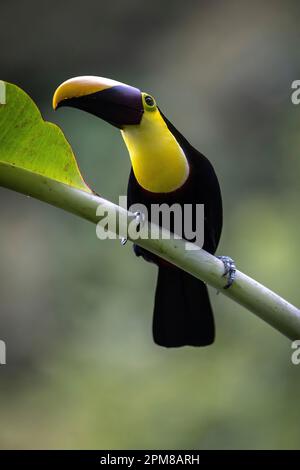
xmin=217 ymin=256 xmax=236 ymax=289
xmin=120 ymin=211 xmax=145 ymax=246
xmin=134 ymin=211 xmax=146 ymax=232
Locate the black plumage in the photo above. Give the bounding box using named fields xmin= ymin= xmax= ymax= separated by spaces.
xmin=127 ymin=112 xmax=222 ymax=347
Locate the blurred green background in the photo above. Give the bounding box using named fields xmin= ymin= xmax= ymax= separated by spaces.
xmin=0 ymin=0 xmax=299 ymax=449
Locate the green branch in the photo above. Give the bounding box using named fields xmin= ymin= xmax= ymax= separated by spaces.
xmin=1 ymin=160 xmax=299 ymax=341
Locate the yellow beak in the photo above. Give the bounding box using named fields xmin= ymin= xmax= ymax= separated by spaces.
xmin=52 ymin=76 xmax=126 ymax=110
xmin=52 ymin=75 xmax=143 ymax=128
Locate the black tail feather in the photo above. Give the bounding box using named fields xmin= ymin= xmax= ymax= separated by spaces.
xmin=153 ymin=266 xmax=215 ymax=347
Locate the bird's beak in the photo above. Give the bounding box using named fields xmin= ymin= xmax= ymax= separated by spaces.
xmin=52 ymin=76 xmax=143 ymax=128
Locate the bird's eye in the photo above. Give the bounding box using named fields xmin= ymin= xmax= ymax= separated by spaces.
xmin=144 ymin=95 xmax=155 ymax=107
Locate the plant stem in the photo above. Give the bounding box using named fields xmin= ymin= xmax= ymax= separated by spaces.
xmin=1 ymin=161 xmax=299 ymax=340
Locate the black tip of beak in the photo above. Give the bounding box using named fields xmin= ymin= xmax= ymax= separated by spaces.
xmin=58 ymin=85 xmax=143 ymax=129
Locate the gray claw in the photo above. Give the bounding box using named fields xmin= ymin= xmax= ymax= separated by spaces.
xmin=133 ymin=211 xmax=145 ymax=233
xmin=121 ymin=211 xmax=145 ymax=245
xmin=217 ymin=256 xmax=236 ymax=289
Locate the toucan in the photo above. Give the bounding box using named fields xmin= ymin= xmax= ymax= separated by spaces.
xmin=53 ymin=76 xmax=234 ymax=348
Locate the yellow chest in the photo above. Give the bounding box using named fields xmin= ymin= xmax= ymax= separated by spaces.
xmin=121 ymin=110 xmax=189 ymax=193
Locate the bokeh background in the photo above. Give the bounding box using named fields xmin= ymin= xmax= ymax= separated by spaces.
xmin=0 ymin=0 xmax=299 ymax=449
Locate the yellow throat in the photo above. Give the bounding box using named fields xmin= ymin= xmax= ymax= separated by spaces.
xmin=121 ymin=93 xmax=189 ymax=193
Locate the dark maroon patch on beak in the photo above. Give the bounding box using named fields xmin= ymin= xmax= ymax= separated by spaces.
xmin=56 ymin=85 xmax=143 ymax=128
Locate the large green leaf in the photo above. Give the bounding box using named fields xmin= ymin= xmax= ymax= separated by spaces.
xmin=0 ymin=81 xmax=91 ymax=192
